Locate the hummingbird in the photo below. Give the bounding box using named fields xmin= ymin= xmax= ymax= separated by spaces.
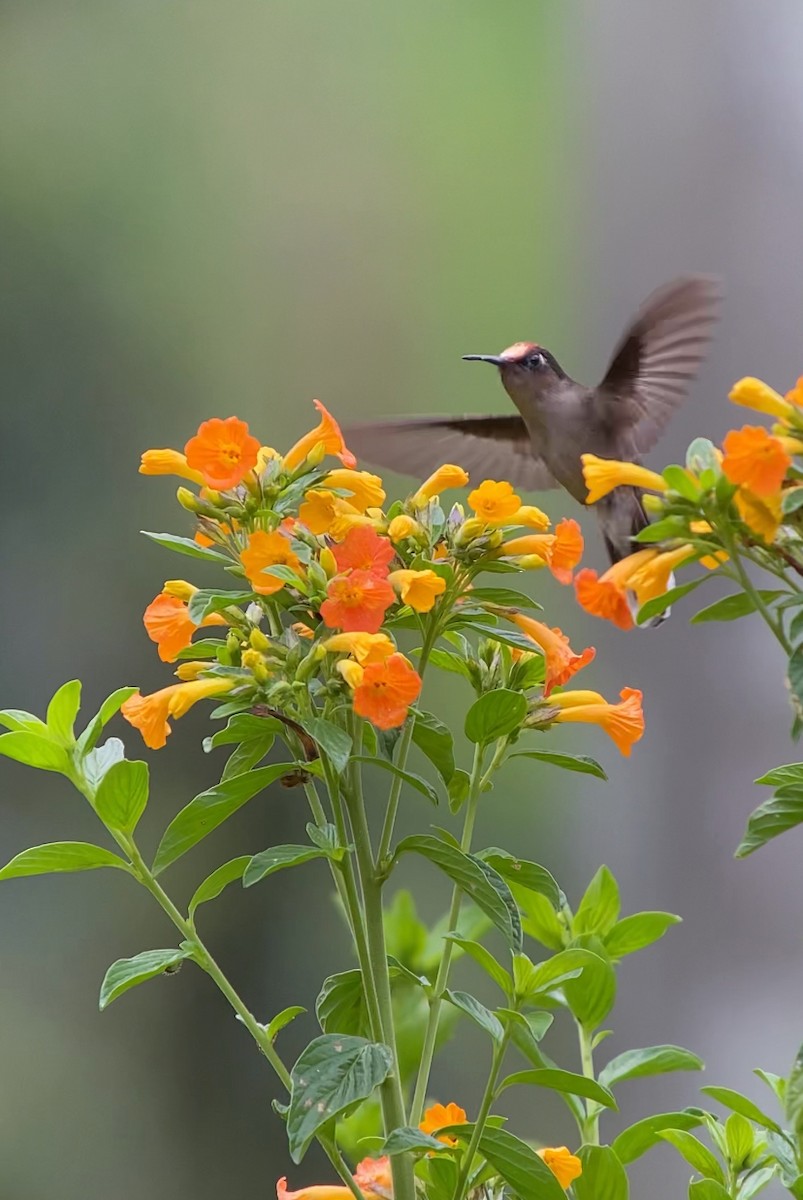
xmin=345 ymin=276 xmax=721 ymax=566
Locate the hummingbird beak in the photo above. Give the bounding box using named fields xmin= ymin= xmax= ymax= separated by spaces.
xmin=462 ymin=354 xmax=507 ymax=366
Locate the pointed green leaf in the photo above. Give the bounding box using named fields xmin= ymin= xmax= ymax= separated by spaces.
xmin=444 ymin=936 xmax=512 ymax=995
xmin=303 ymin=717 xmax=352 ymax=775
xmin=412 ymin=710 xmax=455 ymax=784
xmin=691 ymin=591 xmax=783 ymax=624
xmin=511 ymin=749 xmax=607 ymax=780
xmin=287 ymin=1034 xmax=393 ymax=1163
xmin=516 ymin=886 xmax=566 ymax=951
xmin=658 ymin=1130 xmax=725 ymax=1183
xmin=699 ymin=1086 xmax=781 ymax=1133
xmin=205 ymin=713 xmax=283 ymax=748
xmin=563 ymin=936 xmax=617 ymax=1027
xmin=663 ymin=464 xmax=701 ymax=500
xmin=383 ymin=1126 xmax=447 ymax=1155
xmin=316 ymin=970 xmax=369 ymax=1036
xmin=141 ymin=530 xmax=230 ymax=562
xmin=244 ymin=844 xmax=332 ymax=887
xmin=0 ymin=708 xmax=48 ymax=734
xmin=0 ymin=731 xmax=69 ymax=773
xmin=465 ymin=689 xmax=527 ymax=744
xmin=468 ymin=586 xmax=543 ymax=609
xmin=687 ymin=1181 xmax=731 ymax=1200
xmin=755 ymin=763 xmax=803 ymax=787
xmin=786 ymin=1043 xmax=803 ymax=1139
xmin=447 ymin=768 xmax=470 ymax=814
xmin=152 ymin=762 xmax=298 ymax=873
xmin=77 ymin=687 xmax=138 ymax=754
xmin=94 ymin=759 xmax=149 ymax=832
xmin=636 ymin=579 xmax=706 ymax=625
xmin=187 ymin=588 xmax=255 ymax=623
xmin=515 ymin=947 xmax=601 ymax=1001
xmin=266 ymin=1005 xmax=306 ymax=1042
xmin=604 ymin=911 xmax=681 ymax=958
xmin=99 ymin=947 xmax=193 ymax=1010
xmin=188 ymin=856 xmax=251 ymax=916
xmin=573 ymin=1145 xmax=629 ymax=1200
xmin=497 ymin=1067 xmax=617 ymax=1109
xmin=0 ymin=842 xmax=129 ymax=880
xmin=473 ymin=1126 xmax=566 ymax=1200
xmin=736 ymin=790 xmax=803 ymax=857
xmin=613 ymin=1110 xmax=705 ymax=1164
xmin=83 ymin=738 xmax=126 ymax=788
xmin=574 ymin=866 xmax=621 ymax=936
xmin=480 ymin=850 xmax=562 ymax=910
xmin=352 ymin=756 xmax=439 ymax=806
xmin=599 ymin=1045 xmax=703 ymax=1089
xmin=46 ymin=680 xmax=81 ymax=744
xmin=445 ymin=990 xmax=504 ymax=1042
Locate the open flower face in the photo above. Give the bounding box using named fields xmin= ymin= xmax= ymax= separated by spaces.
xmin=537 ymin=1147 xmax=583 ymax=1189
xmin=321 ymin=570 xmax=396 ymax=633
xmin=142 ymin=593 xmax=226 ymax=663
xmin=351 ymin=653 xmax=422 ymax=728
xmin=468 ymin=479 xmax=521 ymax=522
xmin=388 ymin=568 xmax=446 ymax=612
xmin=721 ymin=425 xmax=791 ymax=496
xmin=419 ymin=1101 xmax=467 ymax=1147
xmin=241 ymin=531 xmax=303 ymax=596
xmin=332 ymin=525 xmax=396 ymax=576
xmin=184 ymin=417 xmax=261 ymax=490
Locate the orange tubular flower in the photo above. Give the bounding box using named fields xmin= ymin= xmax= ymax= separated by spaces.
xmin=581 ymin=453 xmax=667 ymax=505
xmin=241 ymin=531 xmax=303 ymax=596
xmin=321 ymin=468 xmax=385 ymax=511
xmin=332 ymin=525 xmax=396 ymax=576
xmin=786 ymin=376 xmax=803 ymax=407
xmin=537 ymin=1147 xmax=583 ymax=1190
xmin=347 ymin=652 xmax=422 ymax=728
xmin=276 ymin=1158 xmax=391 ymax=1200
xmin=509 ymin=613 xmax=595 ymax=697
xmin=388 ymin=568 xmax=447 ymax=613
xmin=625 ymin=543 xmax=696 ymax=606
xmin=412 ymin=464 xmax=469 ymax=507
xmin=321 ymin=570 xmax=396 ymax=633
xmin=734 ymin=487 xmax=782 ymax=544
xmin=550 ymin=687 xmax=645 ymax=757
xmin=283 ymin=400 xmax=357 ymax=471
xmin=689 ymin=520 xmax=729 ymax=570
xmin=419 ymin=1101 xmax=468 ymax=1147
xmin=139 ymin=448 xmax=205 ymax=485
xmin=573 ymin=548 xmax=658 ymax=631
xmin=468 ymin=479 xmax=521 ymax=522
xmin=322 ymin=632 xmax=396 ymax=664
xmin=721 ymin=426 xmax=791 ymax=496
xmin=184 ymin=417 xmax=261 ymax=490
xmin=143 ymin=594 xmax=225 ymax=663
xmin=121 ymin=678 xmax=236 ymax=750
xmin=504 ymin=518 xmax=583 ymax=584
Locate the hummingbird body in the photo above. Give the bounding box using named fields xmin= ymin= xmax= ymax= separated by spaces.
xmin=345 ymin=276 xmax=721 ymax=566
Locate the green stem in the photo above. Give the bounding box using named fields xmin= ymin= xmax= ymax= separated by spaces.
xmin=343 ymin=721 xmax=416 ymax=1200
xmin=409 ymin=741 xmax=487 ymax=1126
xmin=577 ymin=1022 xmax=599 ymax=1145
xmin=376 ymin=617 xmax=439 ymax=865
xmin=720 ymin=525 xmax=791 ymax=653
xmin=452 ymin=1029 xmax=511 ymax=1200
xmin=117 ymin=834 xmax=361 ymax=1198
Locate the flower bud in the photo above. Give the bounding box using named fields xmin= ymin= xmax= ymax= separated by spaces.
xmin=245 ymin=602 xmax=263 ymax=625
xmin=307 ymin=440 xmax=327 ymax=467
xmin=642 ymin=493 xmax=665 ymax=515
xmin=319 ymin=547 xmax=338 ymax=578
xmin=226 ymin=630 xmax=242 ymax=658
xmin=174 ymin=661 xmax=209 ymax=681
xmin=177 ymin=487 xmax=203 ymax=512
xmin=388 ymin=514 xmax=422 ymax=543
xmin=242 ymin=648 xmax=270 ymax=684
xmin=249 ymin=627 xmax=271 ymax=653
xmin=162 ymin=579 xmax=197 ymax=602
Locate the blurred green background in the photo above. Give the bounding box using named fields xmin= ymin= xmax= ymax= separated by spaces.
xmin=2 ymin=3 xmax=803 ymax=1197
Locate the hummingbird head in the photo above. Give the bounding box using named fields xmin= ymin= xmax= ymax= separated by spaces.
xmin=463 ymin=342 xmax=566 ymax=406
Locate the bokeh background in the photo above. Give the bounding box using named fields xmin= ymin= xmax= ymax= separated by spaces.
xmin=2 ymin=3 xmax=803 ymax=1197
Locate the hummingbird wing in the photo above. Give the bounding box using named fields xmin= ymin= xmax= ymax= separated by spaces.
xmin=599 ymin=275 xmax=722 ymax=454
xmin=344 ymin=414 xmax=557 ymax=491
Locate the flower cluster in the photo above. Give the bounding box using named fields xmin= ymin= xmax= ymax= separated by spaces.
xmin=574 ymin=374 xmax=803 ymax=634
xmin=124 ymin=400 xmax=645 ymax=756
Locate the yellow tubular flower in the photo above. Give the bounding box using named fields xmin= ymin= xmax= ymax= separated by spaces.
xmin=502 ymin=534 xmax=554 ymax=559
xmin=298 ymin=490 xmax=360 ymax=536
xmin=162 ymin=579 xmax=197 ymax=602
xmin=388 ymin=514 xmax=423 ymax=543
xmin=775 ymin=434 xmax=803 ymax=456
xmin=174 ymin=661 xmax=209 ymax=681
xmin=729 ymin=376 xmax=795 ymax=422
xmin=690 ymin=520 xmax=729 ymax=569
xmin=322 ymin=632 xmax=396 ymax=663
xmin=581 ymin=453 xmax=667 ymax=505
xmin=321 ymin=469 xmax=386 ymax=511
xmin=734 ymin=487 xmax=782 ymax=543
xmin=512 ymin=504 xmax=551 ymax=531
xmin=537 ymin=1147 xmax=583 ymax=1190
xmin=329 ymin=510 xmax=385 ymax=541
xmin=388 ymin=568 xmax=447 ymax=612
xmin=626 ymin=543 xmax=696 ymax=606
xmin=336 ymin=659 xmax=365 ymax=688
xmin=139 ymin=448 xmax=205 ymax=485
xmin=412 ymin=464 xmax=469 ymax=507
xmin=469 ymin=480 xmax=521 ymax=522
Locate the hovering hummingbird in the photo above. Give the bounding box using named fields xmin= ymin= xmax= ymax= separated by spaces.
xmin=345 ymin=276 xmax=721 ymax=566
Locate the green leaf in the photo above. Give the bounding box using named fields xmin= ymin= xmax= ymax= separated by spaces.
xmin=687 ymin=438 xmax=722 ymax=476
xmin=152 ymin=762 xmax=298 ymax=873
xmin=636 ymin=579 xmax=706 ymax=625
xmin=461 ymin=621 xmax=544 ymax=653
xmin=303 ymin=717 xmax=352 ymax=775
xmin=573 ymin=1145 xmax=629 ymax=1200
xmin=516 ymin=886 xmax=566 ymax=951
xmin=266 ymin=1006 xmax=306 ymax=1042
xmin=725 ymin=1112 xmax=754 ymax=1168
xmin=445 ymin=990 xmax=504 ymax=1042
xmin=500 ymin=1009 xmax=554 ymax=1066
xmin=699 ymin=1086 xmax=781 ymax=1133
xmin=316 ymin=970 xmax=369 ymax=1036
xmin=599 ymin=1045 xmax=704 ymax=1089
xmin=468 ymin=586 xmax=543 ymax=609
xmin=447 ymin=768 xmax=470 ymax=814
xmin=735 ymin=1167 xmax=777 ymax=1200
xmin=187 ymin=588 xmax=254 ymax=623
xmin=221 ymin=735 xmax=274 ymax=781
xmin=141 ymin=531 xmax=230 ymax=561
xmin=383 ymin=1126 xmax=447 ymax=1156
xmin=77 ymin=686 xmax=138 ymax=753
xmin=412 ymin=710 xmax=455 ymax=785
xmin=244 ymin=844 xmax=333 ymax=887
xmin=46 ymin=680 xmax=81 ymax=744
xmin=574 ymin=866 xmax=621 ymax=937
xmin=0 ymin=708 xmax=48 ymax=734
xmin=754 ymin=1068 xmax=786 ymax=1107
xmin=498 ymin=1067 xmax=617 ymax=1109
xmin=789 ymin=645 xmax=803 ymax=712
xmin=691 ymin=591 xmax=783 ymax=625
xmin=633 ymin=516 xmax=694 ymax=543
xmin=735 ymin=791 xmax=803 ymax=857
xmin=428 ymin=648 xmax=474 ymax=681
xmin=352 ymin=757 xmax=439 ymax=806
xmin=99 ymin=947 xmax=193 ymax=1010
xmin=755 ymin=762 xmax=803 ymax=787
xmin=604 ymin=911 xmax=681 ymax=958
xmin=687 ymin=1182 xmax=731 ymax=1200
xmin=93 ymin=759 xmax=149 ymax=832
xmin=394 ymin=835 xmax=518 ymax=949
xmin=287 ymin=1034 xmax=393 ymax=1163
xmin=83 ymin=738 xmax=126 ymax=788
xmin=0 ymin=731 xmax=69 ymax=773
xmin=663 ymin=464 xmax=701 ymax=500
xmin=658 ymin=1130 xmax=726 ymax=1183
xmin=613 ymin=1110 xmax=705 ymax=1164
xmin=786 ymin=1043 xmax=803 ymax=1140
xmin=510 ymin=749 xmax=607 ymax=780
xmin=464 ymin=689 xmax=527 ymax=744
xmin=480 ymin=850 xmax=562 ymax=910
xmin=783 ymin=488 xmax=803 ymax=515
xmin=0 ymin=842 xmax=129 ymax=880
xmin=472 ymin=1126 xmax=566 ymax=1200
xmin=188 ymin=856 xmax=251 ymax=916
xmin=444 ymin=936 xmax=513 ymax=995
xmin=514 ymin=947 xmax=602 ymax=1002
xmin=205 ymin=713 xmax=283 ymax=748
xmin=563 ymin=936 xmax=617 ymax=1027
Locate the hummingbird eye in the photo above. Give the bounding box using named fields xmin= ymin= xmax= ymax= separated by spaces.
xmin=526 ymin=351 xmax=545 ymax=370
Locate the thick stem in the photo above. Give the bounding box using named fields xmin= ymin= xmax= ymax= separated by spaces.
xmin=452 ymin=1029 xmax=510 ymax=1200
xmin=720 ymin=525 xmax=791 ymax=653
xmin=577 ymin=1022 xmax=600 ymax=1146
xmin=409 ymin=741 xmax=487 ymax=1125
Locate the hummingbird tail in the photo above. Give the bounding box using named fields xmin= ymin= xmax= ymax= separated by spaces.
xmin=597 ymin=488 xmax=669 ymax=628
